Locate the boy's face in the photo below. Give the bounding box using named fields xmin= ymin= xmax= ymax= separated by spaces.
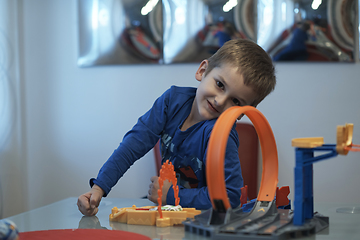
xmin=193 ymin=60 xmax=258 ymax=122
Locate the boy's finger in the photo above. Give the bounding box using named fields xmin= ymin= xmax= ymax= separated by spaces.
xmin=147 ymin=193 xmax=156 ymax=203
xmin=150 ymin=176 xmax=158 ymax=182
xmin=89 ymin=194 xmax=101 ymax=208
xmin=88 ymin=207 xmax=99 ymax=216
xmin=77 ymin=195 xmax=90 ymax=210
xmin=77 ymin=202 xmax=93 ymax=216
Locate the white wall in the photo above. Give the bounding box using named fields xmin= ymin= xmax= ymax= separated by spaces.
xmin=1 ymin=0 xmax=359 ymax=218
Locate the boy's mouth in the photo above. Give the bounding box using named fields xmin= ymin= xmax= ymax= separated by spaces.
xmin=207 ymin=100 xmax=219 ymax=113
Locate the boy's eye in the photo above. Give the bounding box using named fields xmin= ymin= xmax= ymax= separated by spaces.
xmin=216 ymin=81 xmax=224 ymax=89
xmin=232 ymin=98 xmax=241 ymax=106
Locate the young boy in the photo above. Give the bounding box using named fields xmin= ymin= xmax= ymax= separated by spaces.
xmin=77 ymin=39 xmax=276 ymax=216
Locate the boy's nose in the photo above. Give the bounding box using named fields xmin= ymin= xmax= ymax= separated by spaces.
xmin=214 ymin=94 xmax=227 ymax=107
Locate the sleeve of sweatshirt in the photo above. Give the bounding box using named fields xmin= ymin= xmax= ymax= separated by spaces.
xmin=90 ymin=87 xmax=173 ymax=196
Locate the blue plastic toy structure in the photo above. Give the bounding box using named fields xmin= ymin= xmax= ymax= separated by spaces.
xmin=293 ymin=144 xmax=338 ymax=225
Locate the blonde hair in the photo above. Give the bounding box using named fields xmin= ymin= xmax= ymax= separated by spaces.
xmin=205 ymin=39 xmax=276 ymax=106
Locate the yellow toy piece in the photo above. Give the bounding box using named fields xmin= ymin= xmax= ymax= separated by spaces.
xmin=109 ymin=205 xmax=201 ymax=227
xmin=109 ymin=160 xmax=201 ymax=227
xmin=291 ymin=137 xmax=324 ymax=148
xmin=336 ymin=123 xmax=354 ymax=155
xmin=292 ymin=123 xmax=360 ymax=154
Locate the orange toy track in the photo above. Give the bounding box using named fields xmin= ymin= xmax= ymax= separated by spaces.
xmin=206 ymin=106 xmax=279 ymax=211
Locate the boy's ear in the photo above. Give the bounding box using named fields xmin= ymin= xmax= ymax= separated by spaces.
xmin=195 ymin=60 xmax=208 ymax=81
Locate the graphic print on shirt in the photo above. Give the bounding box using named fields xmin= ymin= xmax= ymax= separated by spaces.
xmin=160 ymin=133 xmax=202 ymax=189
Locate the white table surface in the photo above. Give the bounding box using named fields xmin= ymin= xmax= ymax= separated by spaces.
xmin=5 ymin=197 xmax=360 ymax=240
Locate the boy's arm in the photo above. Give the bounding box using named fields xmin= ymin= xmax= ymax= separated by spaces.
xmin=90 ymin=88 xmax=172 ymax=196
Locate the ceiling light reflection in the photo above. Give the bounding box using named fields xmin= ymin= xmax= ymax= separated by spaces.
xmin=223 ymin=0 xmax=237 ymax=12
xmin=141 ymin=0 xmax=159 ymax=15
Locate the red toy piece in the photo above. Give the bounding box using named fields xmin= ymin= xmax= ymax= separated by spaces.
xmin=240 ymin=185 xmax=248 ymax=207
xmin=276 ymin=186 xmax=290 ymax=208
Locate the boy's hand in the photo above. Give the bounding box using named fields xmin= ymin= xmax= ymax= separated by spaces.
xmin=147 ymin=176 xmax=172 ymax=205
xmin=77 ymin=184 xmax=104 ymax=216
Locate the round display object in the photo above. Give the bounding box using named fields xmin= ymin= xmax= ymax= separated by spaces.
xmin=0 ymin=219 xmax=19 ymax=240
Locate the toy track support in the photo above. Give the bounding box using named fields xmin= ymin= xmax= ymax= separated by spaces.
xmin=206 ymin=106 xmax=279 ymax=212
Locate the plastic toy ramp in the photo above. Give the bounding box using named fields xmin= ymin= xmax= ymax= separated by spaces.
xmin=109 ymin=160 xmax=201 ymax=227
xmin=183 ymin=106 xmax=328 ymax=240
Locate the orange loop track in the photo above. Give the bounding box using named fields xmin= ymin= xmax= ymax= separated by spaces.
xmin=206 ymin=106 xmax=279 ymax=211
